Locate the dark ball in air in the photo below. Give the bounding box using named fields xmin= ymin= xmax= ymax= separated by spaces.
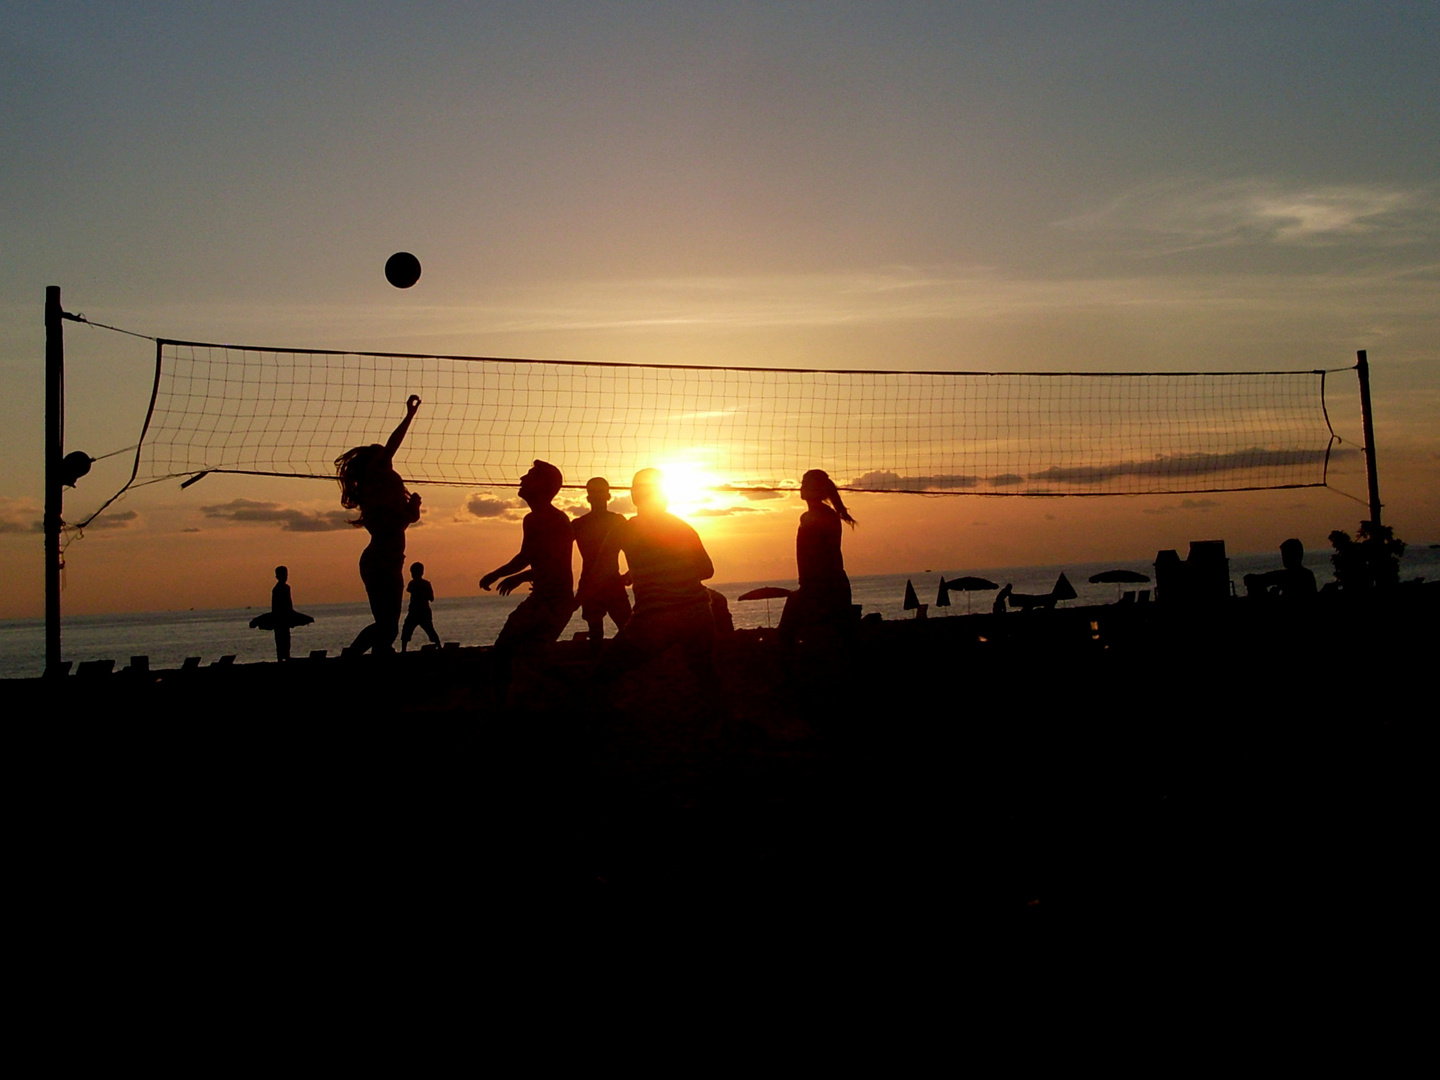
xmin=385 ymin=252 xmax=422 ymax=289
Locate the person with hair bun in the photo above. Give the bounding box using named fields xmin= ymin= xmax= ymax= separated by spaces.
xmin=335 ymin=394 xmax=422 ymax=655
xmin=778 ymin=469 xmax=856 ymax=647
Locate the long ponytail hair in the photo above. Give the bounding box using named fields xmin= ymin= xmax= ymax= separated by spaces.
xmin=335 ymin=444 xmax=384 ymax=526
xmin=803 ymin=469 xmax=856 ymax=528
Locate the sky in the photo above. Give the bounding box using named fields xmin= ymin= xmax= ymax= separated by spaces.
xmin=2 ymin=2 xmax=1437 ymax=618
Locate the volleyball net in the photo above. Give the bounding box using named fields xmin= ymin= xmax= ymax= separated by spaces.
xmin=124 ymin=338 xmax=1342 ymax=497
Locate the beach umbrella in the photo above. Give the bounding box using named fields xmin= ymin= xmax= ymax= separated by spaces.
xmin=1053 ymin=572 xmax=1078 ymax=603
xmin=737 ymin=585 xmax=793 ymax=626
xmin=939 ymin=575 xmax=1000 ymax=613
xmin=903 ymin=579 xmax=920 ymax=616
xmin=1089 ymin=568 xmax=1151 ymax=600
xmin=936 ymin=577 xmax=951 ymax=608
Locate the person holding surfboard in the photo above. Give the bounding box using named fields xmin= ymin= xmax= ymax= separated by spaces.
xmin=248 ymin=565 xmax=314 ymax=661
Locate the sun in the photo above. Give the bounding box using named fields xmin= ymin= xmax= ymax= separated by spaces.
xmin=654 ymin=460 xmax=722 ymax=519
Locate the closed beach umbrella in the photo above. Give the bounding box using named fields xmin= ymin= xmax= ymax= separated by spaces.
xmin=936 ymin=577 xmax=951 ymax=607
xmin=903 ymin=579 xmax=920 ymax=612
xmin=1053 ymin=572 xmax=1078 ymax=603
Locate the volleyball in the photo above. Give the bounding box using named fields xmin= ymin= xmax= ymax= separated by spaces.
xmin=385 ymin=252 xmax=422 ymax=289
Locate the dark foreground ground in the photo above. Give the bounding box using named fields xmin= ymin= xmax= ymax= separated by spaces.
xmin=10 ymin=586 xmax=1431 ymax=967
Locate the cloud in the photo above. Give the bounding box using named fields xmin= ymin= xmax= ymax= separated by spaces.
xmin=1060 ymin=178 xmax=1438 ymax=250
xmin=81 ymin=510 xmax=139 ymax=531
xmin=1027 ymin=448 xmax=1336 ymax=485
xmin=850 ymin=470 xmax=980 ymax=491
xmin=463 ymin=493 xmax=524 ymax=521
xmin=1144 ymin=498 xmax=1220 ymax=514
xmin=200 ymin=499 xmax=354 ymax=532
xmin=717 ymin=485 xmax=787 ymax=501
xmin=691 ymin=505 xmax=766 ymax=517
xmin=0 ymin=497 xmax=41 ymax=533
xmin=988 ymin=474 xmax=1025 ymax=487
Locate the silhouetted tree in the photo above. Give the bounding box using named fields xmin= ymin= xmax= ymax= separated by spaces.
xmin=1328 ymin=522 xmax=1405 ymax=591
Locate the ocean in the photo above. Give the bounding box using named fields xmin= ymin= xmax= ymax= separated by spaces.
xmin=4 ymin=546 xmax=1436 ymax=680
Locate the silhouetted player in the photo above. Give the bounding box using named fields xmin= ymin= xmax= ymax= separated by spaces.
xmin=402 ymin=561 xmax=440 ymax=651
xmin=480 ymin=460 xmax=575 ymax=703
xmin=572 ymin=476 xmax=631 ymax=654
xmin=248 ymin=565 xmax=313 ymax=661
xmin=335 ymin=395 xmax=422 ymax=655
xmin=580 ymin=468 xmax=716 ymax=688
xmin=1244 ymin=538 xmax=1318 ymax=601
xmin=271 ymin=566 xmax=294 ymax=661
xmin=778 ymin=469 xmax=856 ymax=647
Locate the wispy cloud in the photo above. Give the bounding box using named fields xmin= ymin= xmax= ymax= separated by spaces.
xmin=201 ymin=499 xmax=354 ymax=532
xmin=460 ymin=492 xmax=525 ymax=521
xmin=80 ymin=510 xmax=139 ymax=531
xmin=851 ymin=470 xmax=980 ymax=491
xmin=1059 ymin=178 xmax=1438 ymax=250
xmin=691 ymin=505 xmax=767 ymax=517
xmin=717 ymin=484 xmax=788 ymax=501
xmin=1028 ymin=448 xmax=1344 ymax=485
xmin=0 ymin=497 xmax=40 ymax=534
xmin=1144 ymin=498 xmax=1221 ymax=515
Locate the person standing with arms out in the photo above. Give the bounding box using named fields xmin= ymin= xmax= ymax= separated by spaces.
xmin=579 ymin=468 xmax=717 ymax=690
xmin=401 ymin=561 xmax=440 ymax=651
xmin=335 ymin=394 xmax=422 ymax=655
xmin=572 ymin=476 xmax=631 ymax=655
xmin=778 ymin=469 xmax=856 ymax=647
xmin=480 ymin=460 xmax=575 ymax=704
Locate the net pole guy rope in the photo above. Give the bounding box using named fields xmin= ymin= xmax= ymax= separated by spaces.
xmin=121 ymin=339 xmax=1343 ymax=501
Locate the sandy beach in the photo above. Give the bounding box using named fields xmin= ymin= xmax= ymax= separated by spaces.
xmin=14 ymin=584 xmax=1432 ymax=945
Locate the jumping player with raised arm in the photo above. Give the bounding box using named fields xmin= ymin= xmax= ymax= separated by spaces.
xmin=335 ymin=395 xmax=422 ymax=655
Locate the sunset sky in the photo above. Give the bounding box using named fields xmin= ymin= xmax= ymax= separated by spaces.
xmin=2 ymin=2 xmax=1437 ymax=618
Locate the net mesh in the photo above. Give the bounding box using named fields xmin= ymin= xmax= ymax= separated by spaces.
xmin=131 ymin=340 xmax=1338 ymax=496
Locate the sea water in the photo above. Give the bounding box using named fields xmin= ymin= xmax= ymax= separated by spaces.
xmin=3 ymin=547 xmax=1436 ymax=680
